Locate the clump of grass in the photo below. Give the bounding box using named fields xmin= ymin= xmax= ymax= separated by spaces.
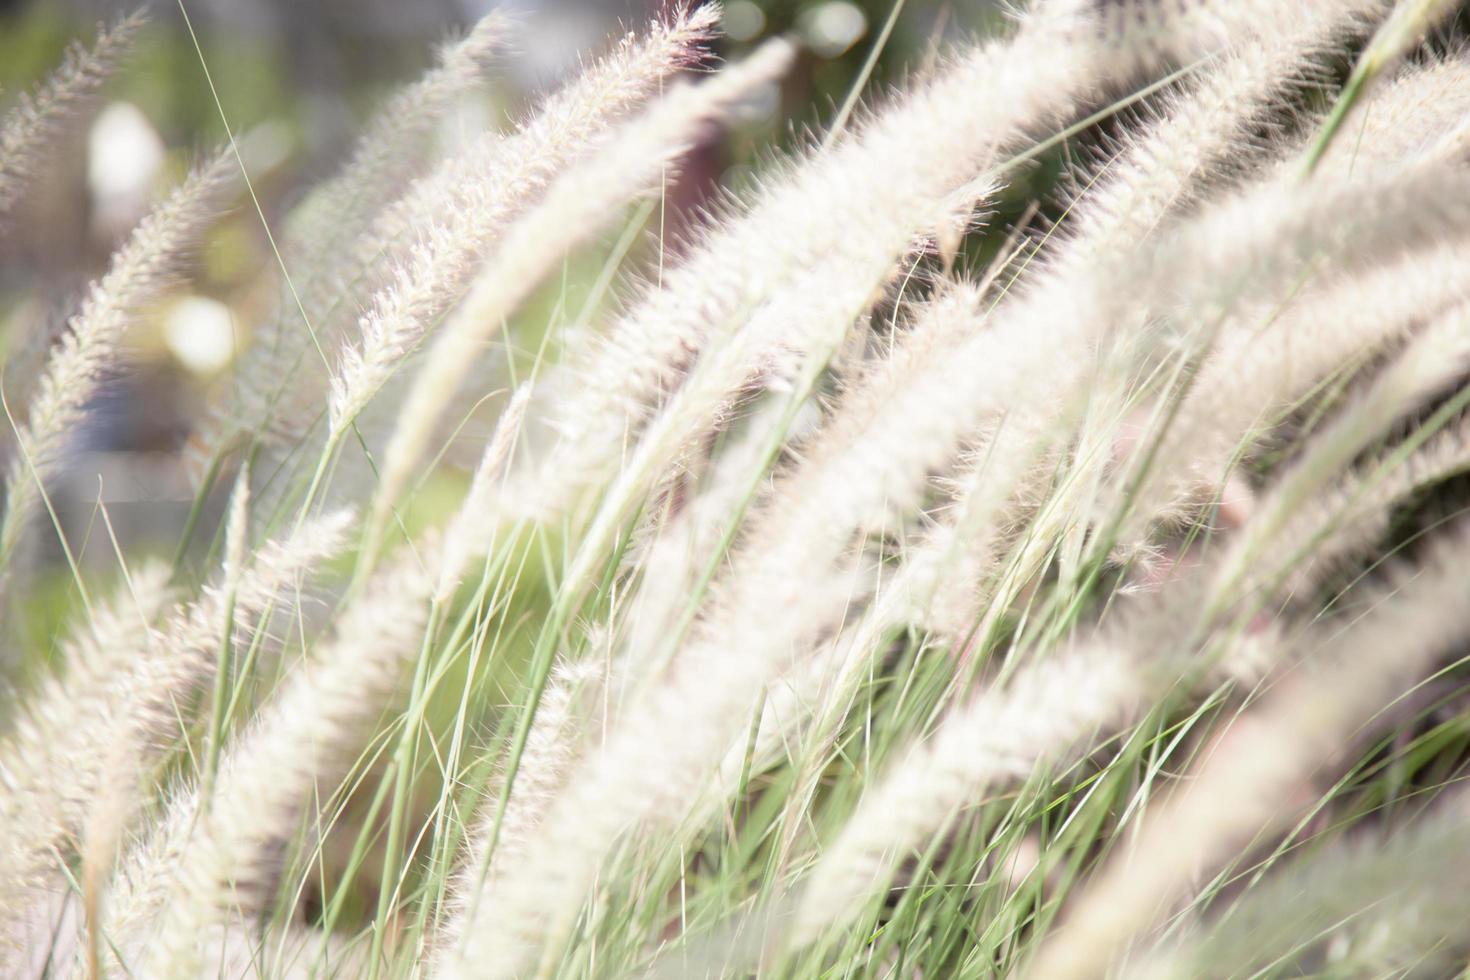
xmin=5 ymin=1 xmax=1470 ymax=977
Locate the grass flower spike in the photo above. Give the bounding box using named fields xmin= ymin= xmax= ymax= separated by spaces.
xmin=7 ymin=2 xmax=1470 ymax=977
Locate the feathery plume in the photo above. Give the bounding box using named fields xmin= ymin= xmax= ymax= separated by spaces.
xmin=1279 ymin=410 xmax=1470 ymax=595
xmin=1047 ymin=0 xmax=1386 ymax=279
xmin=286 ymin=13 xmax=513 ymax=270
xmin=739 ymin=414 xmax=1048 ymax=780
xmin=10 ymin=4 xmax=1470 ymax=978
xmin=371 ymin=38 xmax=795 ymax=548
xmin=690 ymin=151 xmax=1470 ymax=952
xmin=462 ymin=288 xmax=1058 ymax=975
xmin=1119 ymin=240 xmax=1470 ymax=544
xmin=0 ymin=9 xmax=146 ymax=217
xmin=458 ymin=24 xmax=1470 ymax=969
xmin=0 ymin=566 xmax=171 ymax=925
xmin=512 ymin=4 xmax=1095 ymax=529
xmin=1313 ymin=53 xmax=1470 ymax=178
xmin=1210 ymin=300 xmax=1470 ymax=604
xmin=792 ymin=638 xmax=1149 ymax=943
xmin=1028 ymin=525 xmax=1470 ymax=980
xmin=26 ymin=508 xmax=354 ymax=974
xmin=1134 ymin=791 xmax=1470 ymax=978
xmin=725 ymin=154 xmax=1460 ymax=625
xmin=523 ymin=0 xmax=1393 ymax=597
xmin=122 ymin=509 xmax=353 ymax=760
xmin=815 ymin=327 xmax=1470 ymax=949
xmin=455 ymin=543 xmax=864 ymax=974
xmin=1071 ymin=0 xmax=1382 ymax=65
xmin=514 ymin=12 xmax=1118 ymax=609
xmin=0 ymin=506 xmax=345 ymax=973
xmin=840 ymin=4 xmax=1387 ymax=570
xmin=615 ymin=394 xmax=798 ymax=686
xmin=193 ymin=12 xmax=513 ymax=466
xmin=1302 ymin=0 xmax=1461 ymax=173
xmin=326 ymin=5 xmax=719 ymax=436
xmin=978 ymin=157 xmax=1470 ymax=573
xmin=769 ymin=0 xmax=1386 ymax=649
xmin=0 ymin=150 xmax=234 ymax=583
xmin=142 ymin=554 xmax=432 ymax=979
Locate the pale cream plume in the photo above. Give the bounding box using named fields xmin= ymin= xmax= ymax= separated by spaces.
xmin=516 ymin=4 xmax=1113 ymax=613
xmin=193 ymin=12 xmax=513 ymax=464
xmin=0 ymin=566 xmax=170 ymax=938
xmin=1211 ymin=301 xmax=1470 ymax=604
xmin=0 ymin=9 xmax=146 ymax=216
xmin=326 ymin=5 xmax=720 ymax=436
xmin=1028 ymin=526 xmax=1470 ymax=980
xmin=1119 ymin=242 xmax=1470 ymax=545
xmin=528 ymin=0 xmax=1396 ymax=621
xmin=64 ymin=512 xmax=351 ymax=964
xmin=508 ymin=3 xmax=1111 ymax=528
xmin=793 ymin=640 xmax=1150 ymax=944
xmin=461 ymin=8 xmax=1436 ymax=970
xmin=0 ymin=150 xmax=234 ymax=581
xmin=1280 ymin=410 xmax=1470 ymax=595
xmin=370 ymin=38 xmax=795 ymax=550
xmin=142 ymin=555 xmax=432 ymax=979
xmin=1119 ymin=45 xmax=1470 ymax=543
xmin=284 ymin=13 xmax=514 ymax=278
xmin=1302 ymin=0 xmax=1462 ymax=173
xmin=718 ymin=0 xmax=1386 ymax=792
xmin=1133 ymin=790 xmax=1470 ymax=978
xmin=797 ymin=311 xmax=1470 ymax=942
xmin=1314 ymin=54 xmax=1470 ymax=178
